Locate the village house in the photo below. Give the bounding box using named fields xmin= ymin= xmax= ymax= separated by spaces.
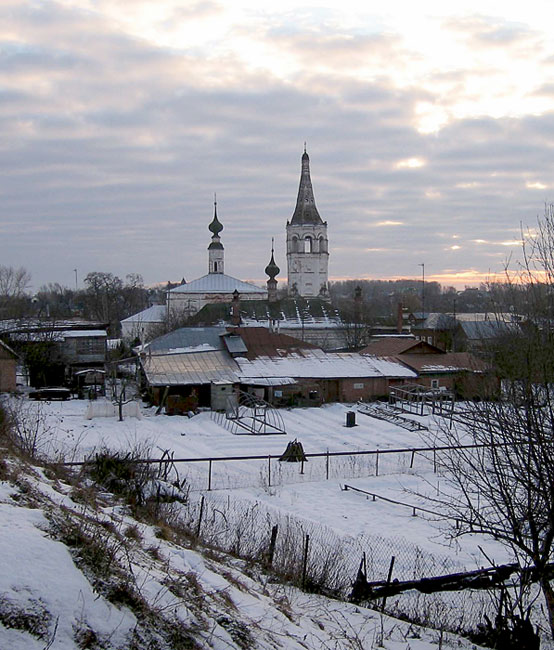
xmin=120 ymin=304 xmax=167 ymax=342
xmin=0 ymin=339 xmax=18 ymax=392
xmin=1 ymin=320 xmax=108 ymax=388
xmin=360 ymin=336 xmax=493 ymax=397
xmin=139 ymin=325 xmax=416 ymax=412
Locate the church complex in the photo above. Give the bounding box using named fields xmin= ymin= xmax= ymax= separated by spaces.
xmin=166 ymin=149 xmax=330 ymax=321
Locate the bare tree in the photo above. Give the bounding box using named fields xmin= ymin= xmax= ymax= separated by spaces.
xmin=424 ymin=204 xmax=554 ymax=640
xmin=427 ymin=402 xmax=553 ymax=638
xmin=0 ymin=265 xmax=31 ymax=298
xmin=0 ymin=265 xmax=32 ymax=318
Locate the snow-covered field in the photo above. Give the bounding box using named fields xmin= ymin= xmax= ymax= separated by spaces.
xmin=31 ymin=397 xmax=510 ymax=571
xmin=0 ymin=395 xmax=499 ymax=649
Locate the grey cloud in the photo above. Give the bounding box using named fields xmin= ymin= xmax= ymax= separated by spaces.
xmin=442 ymin=14 xmax=538 ymax=46
xmin=2 ymin=2 xmax=554 ymax=288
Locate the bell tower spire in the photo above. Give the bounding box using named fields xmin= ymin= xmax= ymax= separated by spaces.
xmin=208 ymin=195 xmax=224 ymax=274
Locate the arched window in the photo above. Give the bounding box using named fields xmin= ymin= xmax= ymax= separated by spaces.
xmin=319 ymin=236 xmax=327 ymax=253
xmin=291 ymin=236 xmax=299 ymax=253
xmin=304 ymin=236 xmax=313 ymax=253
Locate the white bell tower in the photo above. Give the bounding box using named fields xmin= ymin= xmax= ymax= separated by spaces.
xmin=286 ymin=148 xmax=329 ymax=298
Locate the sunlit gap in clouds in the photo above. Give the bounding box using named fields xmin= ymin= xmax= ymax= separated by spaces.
xmin=71 ymin=1 xmax=554 ymax=131
xmin=330 ymin=269 xmax=507 ymax=289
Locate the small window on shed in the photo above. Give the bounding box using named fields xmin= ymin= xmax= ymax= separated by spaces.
xmin=431 ymin=379 xmax=439 ymax=389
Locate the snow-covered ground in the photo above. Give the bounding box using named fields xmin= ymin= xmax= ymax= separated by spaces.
xmin=24 ymin=398 xmax=511 ymax=571
xmin=0 ymin=396 xmax=534 ymax=647
xmin=0 ymin=455 xmax=493 ymax=650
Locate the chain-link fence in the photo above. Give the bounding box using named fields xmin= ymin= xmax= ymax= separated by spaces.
xmin=167 ymin=488 xmax=508 ymax=638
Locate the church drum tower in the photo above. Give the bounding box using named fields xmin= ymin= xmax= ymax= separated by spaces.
xmin=286 ymin=149 xmax=329 ymax=298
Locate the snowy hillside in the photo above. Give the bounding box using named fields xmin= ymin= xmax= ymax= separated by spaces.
xmin=0 ymin=396 xmax=517 ymax=648
xmin=0 ymin=444 xmax=488 ymax=649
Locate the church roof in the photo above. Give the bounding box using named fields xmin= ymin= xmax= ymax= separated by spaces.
xmin=168 ymin=273 xmax=266 ymax=295
xmin=189 ymin=297 xmax=342 ymax=327
xmin=290 ymin=150 xmax=324 ymax=226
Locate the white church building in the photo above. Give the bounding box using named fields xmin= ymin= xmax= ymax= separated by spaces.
xmin=124 ymin=149 xmax=331 ymax=335
xmin=167 ymin=200 xmax=268 ymax=320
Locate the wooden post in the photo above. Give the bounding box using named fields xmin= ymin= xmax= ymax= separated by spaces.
xmin=433 ymin=448 xmax=437 ymax=473
xmin=326 ymin=449 xmax=329 ymax=480
xmin=300 ymin=458 xmax=304 ymax=475
xmin=267 ymin=524 xmax=278 ymax=567
xmin=376 ymin=450 xmax=379 ymax=477
xmin=268 ymin=454 xmax=271 ymax=487
xmin=196 ymin=495 xmax=205 ymax=539
xmin=381 ymin=555 xmax=395 ymax=612
xmin=302 ymin=534 xmax=310 ymax=589
xmin=410 ymin=450 xmax=415 ymax=468
xmin=208 ymin=459 xmax=212 ymax=491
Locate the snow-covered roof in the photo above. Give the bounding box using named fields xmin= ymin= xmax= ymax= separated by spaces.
xmin=121 ymin=304 xmax=166 ymax=324
xmin=62 ymin=330 xmax=108 ymax=338
xmin=398 ymin=352 xmax=488 ymax=374
xmin=9 ymin=329 xmax=107 ymax=342
xmin=235 ymin=350 xmax=416 ymax=380
xmin=0 ymin=319 xmax=107 ymax=333
xmin=169 ymin=273 xmax=266 ymax=295
xmin=459 ymin=320 xmax=515 ymax=340
xmin=240 ymin=377 xmax=298 ymax=386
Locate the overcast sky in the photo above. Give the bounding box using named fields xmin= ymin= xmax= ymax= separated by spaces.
xmin=3 ymin=1 xmax=554 ymax=292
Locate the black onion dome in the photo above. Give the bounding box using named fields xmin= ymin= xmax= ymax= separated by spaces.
xmin=209 ymin=201 xmax=223 ymax=236
xmin=265 ymin=250 xmax=280 ymax=280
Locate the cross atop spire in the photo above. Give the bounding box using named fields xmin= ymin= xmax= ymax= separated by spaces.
xmin=290 ymin=147 xmax=323 ymax=225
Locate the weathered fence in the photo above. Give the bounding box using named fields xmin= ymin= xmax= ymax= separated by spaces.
xmin=61 ymin=441 xmax=500 ymax=492
xmin=167 ymin=488 xmax=505 ymax=638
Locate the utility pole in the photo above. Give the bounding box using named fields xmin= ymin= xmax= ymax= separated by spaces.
xmin=74 ymin=268 xmax=78 ymax=291
xmin=419 ymin=263 xmax=425 ymax=317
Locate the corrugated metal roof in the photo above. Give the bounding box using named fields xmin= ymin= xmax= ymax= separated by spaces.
xmin=422 ymin=313 xmax=457 ymax=330
xmin=168 ymin=273 xmax=266 ymax=295
xmin=460 ymin=320 xmax=514 ymax=340
xmin=146 ymin=327 xmax=227 ymax=354
xmin=141 ymin=350 xmax=239 ymax=386
xmin=222 ymin=334 xmax=248 ymax=354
